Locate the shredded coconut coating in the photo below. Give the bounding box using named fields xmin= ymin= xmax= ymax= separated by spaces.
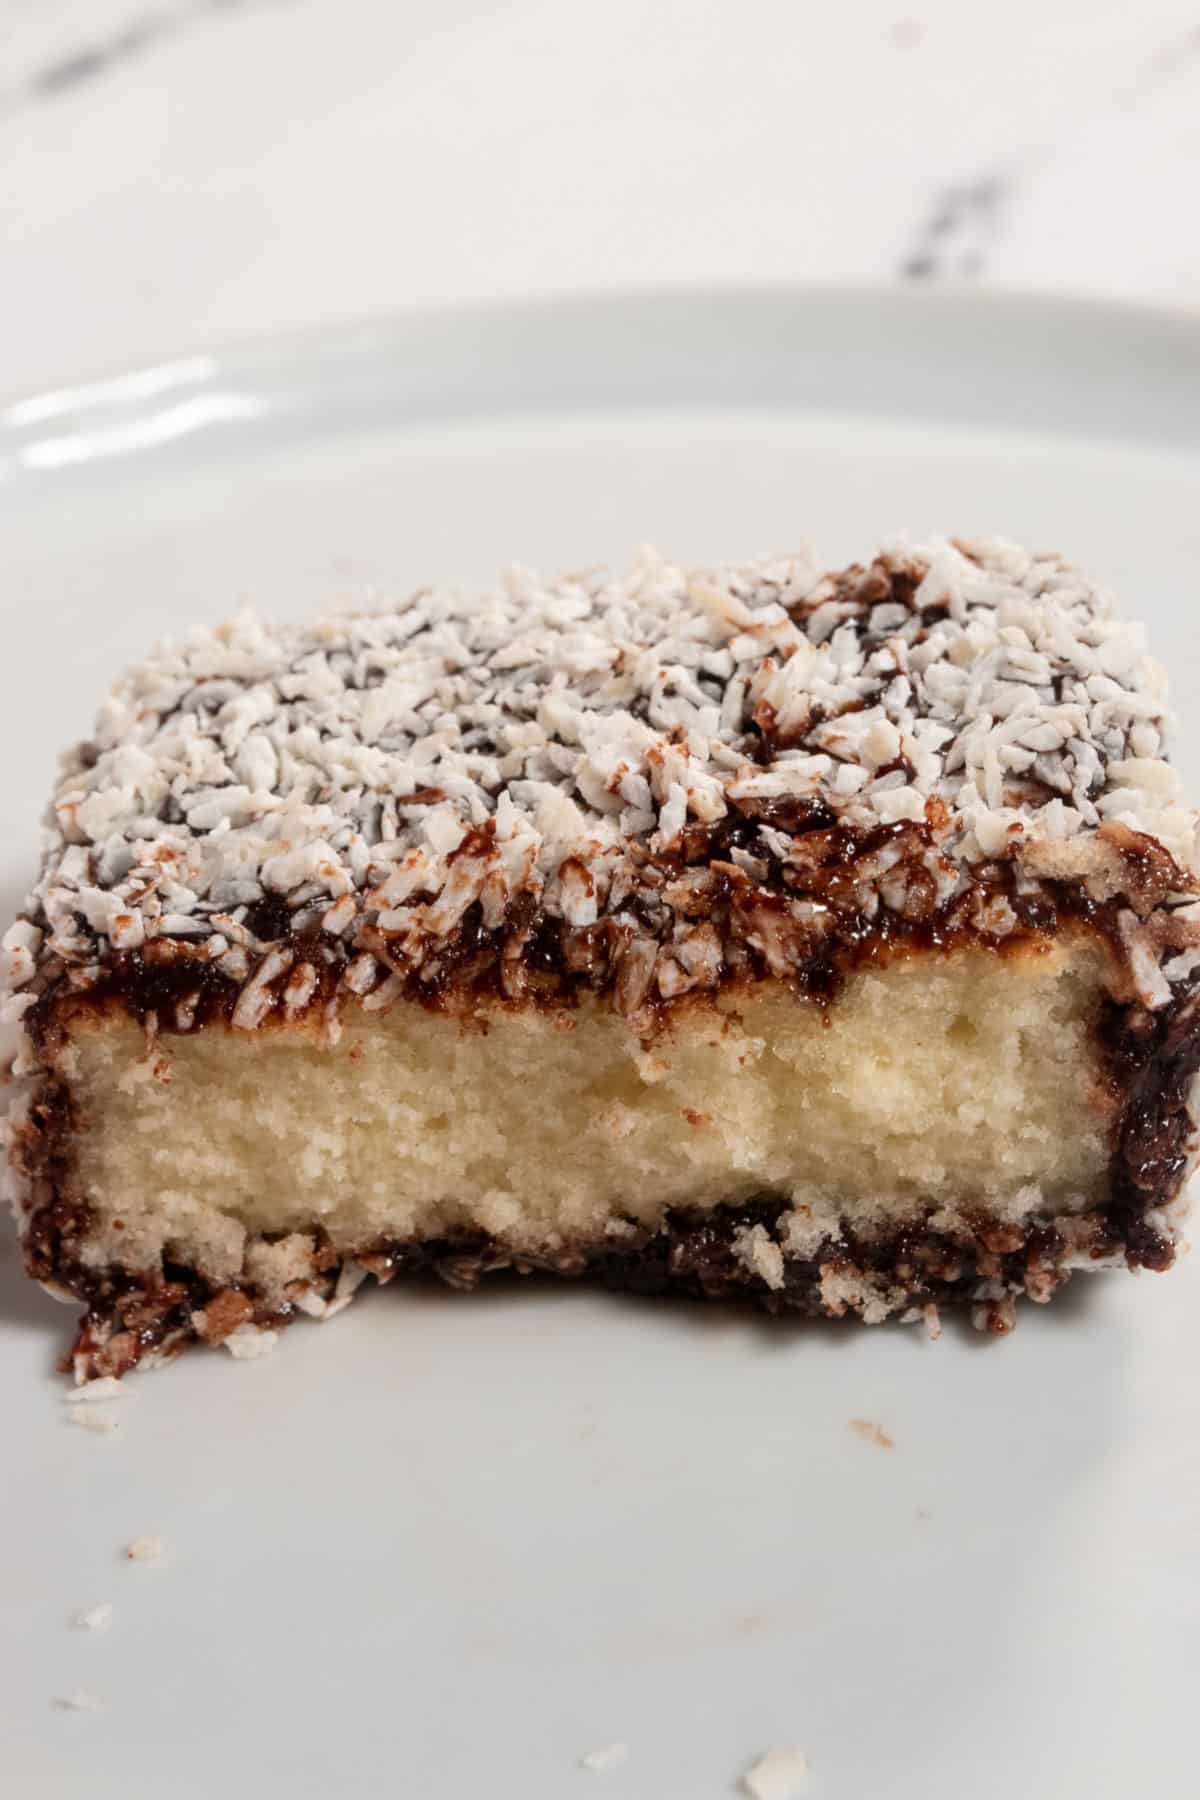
xmin=3 ymin=537 xmax=1198 ymax=1029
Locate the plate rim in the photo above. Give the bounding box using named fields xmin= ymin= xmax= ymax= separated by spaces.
xmin=2 ymin=283 xmax=1198 ymax=492
xmin=3 ymin=280 xmax=1200 ymax=411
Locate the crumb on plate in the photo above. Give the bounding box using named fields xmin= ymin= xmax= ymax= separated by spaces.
xmin=125 ymin=1536 xmax=163 ymax=1562
xmin=849 ymin=1419 xmax=895 ymax=1449
xmin=741 ymin=1747 xmax=810 ymax=1798
xmin=73 ymin=1603 xmax=114 ymax=1631
xmin=579 ymin=1742 xmax=628 ymax=1772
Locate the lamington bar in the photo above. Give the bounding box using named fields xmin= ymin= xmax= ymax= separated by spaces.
xmin=4 ymin=537 xmax=1200 ymax=1377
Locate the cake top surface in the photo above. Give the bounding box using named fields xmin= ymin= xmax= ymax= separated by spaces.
xmin=5 ymin=536 xmax=1199 ymax=1025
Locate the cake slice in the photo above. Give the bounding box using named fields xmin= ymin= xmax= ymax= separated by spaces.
xmin=4 ymin=537 xmax=1199 ymax=1378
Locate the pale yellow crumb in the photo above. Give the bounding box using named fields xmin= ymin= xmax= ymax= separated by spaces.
xmin=125 ymin=1536 xmax=163 ymax=1562
xmin=850 ymin=1419 xmax=895 ymax=1449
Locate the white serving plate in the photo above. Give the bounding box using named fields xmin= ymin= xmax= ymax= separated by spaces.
xmin=1 ymin=289 xmax=1198 ymax=1800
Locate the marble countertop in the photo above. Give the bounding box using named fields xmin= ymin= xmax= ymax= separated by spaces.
xmin=3 ymin=0 xmax=1199 ymax=397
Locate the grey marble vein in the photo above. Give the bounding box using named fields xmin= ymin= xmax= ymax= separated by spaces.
xmin=898 ymin=17 xmax=1200 ymax=288
xmin=7 ymin=0 xmax=298 ymax=112
xmin=898 ymin=172 xmax=1013 ymax=283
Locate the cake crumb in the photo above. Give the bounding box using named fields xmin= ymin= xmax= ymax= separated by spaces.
xmin=65 ymin=1377 xmax=126 ymax=1404
xmin=733 ymin=1223 xmax=785 ymax=1291
xmin=741 ymin=1746 xmax=810 ymax=1798
xmin=223 ymin=1323 xmax=279 ymax=1360
xmin=125 ymin=1536 xmax=162 ymax=1562
xmin=74 ymin=1603 xmax=114 ymax=1631
xmin=66 ymin=1408 xmax=119 ymax=1434
xmin=973 ymin=1297 xmax=1018 ymax=1335
xmin=850 ymin=1419 xmax=895 ymax=1449
xmin=579 ymin=1742 xmax=628 ymax=1772
xmin=196 ymin=1287 xmax=254 ymax=1343
xmin=579 ymin=1742 xmax=629 ymax=1771
xmin=55 ymin=1691 xmax=104 ymax=1713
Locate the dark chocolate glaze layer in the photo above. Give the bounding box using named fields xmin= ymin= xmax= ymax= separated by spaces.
xmin=1101 ymin=983 xmax=1200 ymax=1269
